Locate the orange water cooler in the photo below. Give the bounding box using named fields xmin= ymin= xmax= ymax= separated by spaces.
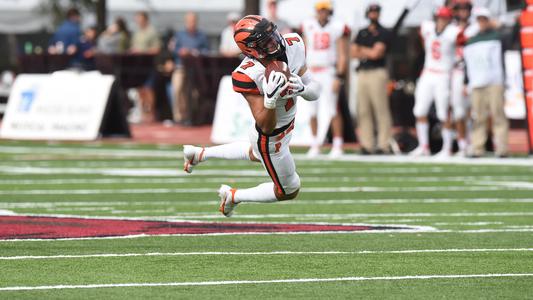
xmin=520 ymin=1 xmax=533 ymax=154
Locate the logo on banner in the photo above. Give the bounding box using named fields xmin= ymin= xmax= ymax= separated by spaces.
xmin=17 ymin=88 xmax=37 ymax=113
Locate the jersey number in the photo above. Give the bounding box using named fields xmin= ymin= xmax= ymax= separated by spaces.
xmin=431 ymin=40 xmax=441 ymax=60
xmin=285 ymin=98 xmax=295 ymax=112
xmin=285 ymin=37 xmax=300 ymax=46
xmin=241 ymin=61 xmax=255 ymax=70
xmin=313 ymin=32 xmax=331 ymax=50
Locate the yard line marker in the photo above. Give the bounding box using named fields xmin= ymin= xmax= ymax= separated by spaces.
xmin=2 ymin=144 xmax=532 ymax=165
xmin=0 ymin=274 xmax=532 ymax=291
xmin=1 ymin=165 xmax=529 ymax=177
xmin=0 ymin=146 xmax=180 ymax=158
xmin=2 ymin=211 xmax=533 ymax=220
xmin=3 ymin=176 xmax=532 ymax=185
xmin=1 ymin=248 xmax=532 ymax=261
xmin=293 ymin=153 xmax=533 ymax=166
xmin=473 ymin=181 xmax=533 ymax=190
xmin=0 ymin=185 xmax=529 ymax=195
xmin=161 ymin=212 xmax=533 ymax=219
xmin=2 ymin=198 xmax=532 ymax=209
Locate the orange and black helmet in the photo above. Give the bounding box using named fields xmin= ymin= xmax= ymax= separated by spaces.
xmin=233 ymin=15 xmax=284 ymax=59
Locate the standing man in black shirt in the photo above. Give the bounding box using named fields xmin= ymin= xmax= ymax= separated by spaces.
xmin=351 ymin=3 xmax=392 ymax=154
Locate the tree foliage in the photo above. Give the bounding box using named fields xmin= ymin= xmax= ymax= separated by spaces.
xmin=38 ymin=0 xmax=98 ymax=27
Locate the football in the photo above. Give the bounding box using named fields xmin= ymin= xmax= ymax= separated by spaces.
xmin=265 ymin=60 xmax=291 ymax=83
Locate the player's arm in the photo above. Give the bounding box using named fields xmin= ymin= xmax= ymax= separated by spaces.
xmin=233 ymin=70 xmax=286 ymax=134
xmin=284 ymin=65 xmax=321 ymax=101
xmin=243 ymin=93 xmax=278 ymax=134
xmin=336 ymin=26 xmax=350 ymax=77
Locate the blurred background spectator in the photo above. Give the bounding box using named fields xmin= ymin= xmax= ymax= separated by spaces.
xmin=131 ymin=11 xmax=161 ymax=54
xmin=131 ymin=11 xmax=161 ymax=123
xmin=72 ymin=26 xmax=97 ymax=70
xmin=266 ymin=0 xmax=292 ymax=34
xmin=351 ymin=3 xmax=392 ymax=155
xmin=48 ymin=7 xmax=81 ymax=55
xmin=219 ymin=12 xmax=241 ymax=58
xmin=97 ymin=17 xmax=130 ymax=54
xmin=464 ymin=7 xmax=509 ymax=157
xmin=168 ymin=12 xmax=209 ymax=124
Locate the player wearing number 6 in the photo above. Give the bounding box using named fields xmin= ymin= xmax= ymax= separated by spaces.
xmin=182 ymin=15 xmax=321 ymax=217
xmin=410 ymin=7 xmax=461 ymax=157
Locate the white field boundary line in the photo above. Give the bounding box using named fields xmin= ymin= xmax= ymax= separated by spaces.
xmin=473 ymin=181 xmax=533 ymax=189
xmin=161 ymin=212 xmax=533 ymax=220
xmin=0 ymin=146 xmax=181 ymax=158
xmin=1 ymin=144 xmax=532 ymax=165
xmin=4 ymin=212 xmax=533 ymax=220
xmin=1 ymin=248 xmax=532 ymax=261
xmin=1 ymin=185 xmax=531 ymax=196
xmin=292 ymin=153 xmax=533 ymax=166
xmin=1 ymin=274 xmax=533 ymax=291
xmin=2 ymin=198 xmax=533 ymax=209
xmin=3 ymin=176 xmax=532 ymax=185
xmin=0 ymin=166 xmax=528 ymax=177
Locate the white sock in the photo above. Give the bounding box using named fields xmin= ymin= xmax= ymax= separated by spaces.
xmin=234 ymin=182 xmax=277 ymax=203
xmin=203 ymin=142 xmax=251 ymax=161
xmin=458 ymin=138 xmax=467 ymax=151
xmin=311 ymin=136 xmax=321 ymax=149
xmin=416 ymin=122 xmax=429 ymax=148
xmin=332 ymin=137 xmax=343 ymax=149
xmin=441 ymin=128 xmax=453 ymax=153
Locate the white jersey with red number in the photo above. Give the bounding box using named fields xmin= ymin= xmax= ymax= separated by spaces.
xmin=420 ymin=20 xmax=460 ymax=73
xmin=301 ymin=18 xmax=350 ymax=68
xmin=231 ymin=33 xmax=306 ymax=128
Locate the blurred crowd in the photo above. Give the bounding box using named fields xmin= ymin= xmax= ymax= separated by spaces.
xmin=40 ymin=0 xmax=517 ymax=157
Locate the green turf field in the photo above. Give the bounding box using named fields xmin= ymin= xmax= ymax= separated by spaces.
xmin=0 ymin=140 xmax=532 ymax=299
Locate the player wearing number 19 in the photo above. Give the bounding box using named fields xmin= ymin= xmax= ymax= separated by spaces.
xmin=182 ymin=15 xmax=321 ymax=217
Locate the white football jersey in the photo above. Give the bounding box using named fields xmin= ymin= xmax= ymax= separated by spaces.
xmin=301 ymin=18 xmax=349 ymax=68
xmin=232 ymin=33 xmax=306 ymax=128
xmin=420 ymin=20 xmax=460 ymax=73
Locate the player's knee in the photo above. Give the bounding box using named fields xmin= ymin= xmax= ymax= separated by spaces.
xmin=453 ymin=109 xmax=466 ymax=121
xmin=277 ymin=174 xmax=300 ymax=201
xmin=436 ymin=111 xmax=448 ymax=122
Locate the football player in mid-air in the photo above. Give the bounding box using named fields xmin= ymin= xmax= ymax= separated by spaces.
xmin=182 ymin=15 xmax=321 ymax=217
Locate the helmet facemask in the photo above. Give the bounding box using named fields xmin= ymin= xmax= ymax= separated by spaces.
xmin=245 ymin=21 xmax=284 ymax=59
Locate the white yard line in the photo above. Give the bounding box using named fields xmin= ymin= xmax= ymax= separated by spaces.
xmin=2 ymin=176 xmax=531 ymax=185
xmin=1 ymin=145 xmax=532 ymax=165
xmin=2 ymin=211 xmax=532 ymax=220
xmin=292 ymin=153 xmax=533 ymax=166
xmin=161 ymin=212 xmax=533 ymax=220
xmin=1 ymin=248 xmax=532 ymax=261
xmin=0 ymin=185 xmax=530 ymax=195
xmin=0 ymin=165 xmax=529 ymax=177
xmin=1 ymin=274 xmax=532 ymax=291
xmin=0 ymin=146 xmax=180 ymax=158
xmin=1 ymin=198 xmax=532 ymax=209
xmin=473 ymin=181 xmax=533 ymax=189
